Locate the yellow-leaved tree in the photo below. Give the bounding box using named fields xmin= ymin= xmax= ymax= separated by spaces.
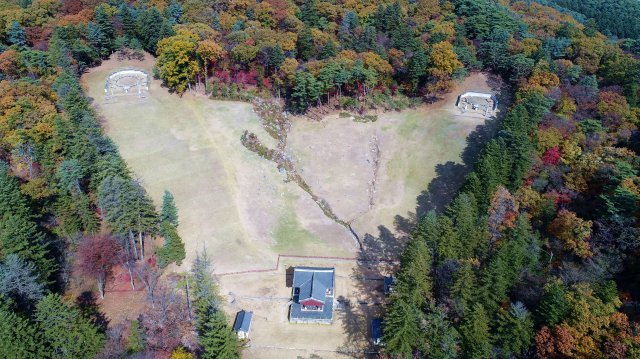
xmin=428 ymin=41 xmax=463 ymax=94
xmin=156 ymin=29 xmax=200 ymax=94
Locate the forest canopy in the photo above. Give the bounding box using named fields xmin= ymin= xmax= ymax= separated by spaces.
xmin=0 ymin=0 xmax=639 ymax=357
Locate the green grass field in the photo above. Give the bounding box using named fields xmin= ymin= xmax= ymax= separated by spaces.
xmin=82 ymin=53 xmax=494 ymax=273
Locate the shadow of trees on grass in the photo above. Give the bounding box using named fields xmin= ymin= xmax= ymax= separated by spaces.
xmin=338 ymin=76 xmax=510 ymax=357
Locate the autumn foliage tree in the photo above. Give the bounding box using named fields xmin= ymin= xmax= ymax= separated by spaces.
xmin=156 ymin=30 xmax=200 ymax=94
xmin=76 ymin=235 xmax=122 ymax=299
xmin=548 ymin=210 xmax=593 ymax=259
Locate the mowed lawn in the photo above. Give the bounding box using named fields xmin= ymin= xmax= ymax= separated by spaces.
xmin=82 ymin=54 xmax=354 ymax=273
xmin=83 ymin=54 xmax=497 ymax=358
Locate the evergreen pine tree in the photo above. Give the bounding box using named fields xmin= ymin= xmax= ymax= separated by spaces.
xmin=382 ymin=297 xmax=421 ymax=356
xmin=414 ymin=210 xmax=439 ymax=250
xmin=299 ymin=0 xmax=319 ymax=28
xmin=422 ymin=305 xmax=461 ymax=359
xmin=536 ymin=279 xmax=569 ymax=326
xmin=0 ymin=301 xmax=44 ymax=358
xmin=408 ymin=48 xmax=428 ymax=92
xmin=157 ymin=190 xmax=184 ymax=268
xmin=136 ymin=8 xmax=175 ymax=53
xmin=435 ymin=216 xmax=462 ymax=263
xmin=296 ymin=26 xmax=315 ymax=61
xmin=0 ymin=254 xmax=45 ymax=308
xmin=7 ymin=21 xmax=27 ymax=48
xmin=447 ymin=193 xmax=480 ymax=257
xmin=56 ymin=158 xmax=84 ymax=194
xmin=318 ymin=40 xmax=337 ymax=60
xmin=160 ymin=190 xmax=179 ymax=227
xmin=0 ymin=165 xmax=55 ymax=281
xmin=190 ymin=251 xmax=240 ymax=358
xmin=395 ymin=237 xmax=433 ymax=308
xmin=450 ymin=261 xmax=476 ymax=318
xmin=119 ymin=4 xmax=136 ymax=40
xmin=35 ymin=294 xmax=105 ymax=358
xmin=268 ymin=45 xmax=285 ymax=71
xmin=157 ymin=222 xmax=186 ymax=269
xmin=93 ymin=6 xmax=115 ymax=57
xmin=460 ymin=303 xmax=492 ymax=359
xmin=495 ymin=302 xmax=534 ymax=357
xmin=199 ymin=312 xmax=240 ymax=359
xmin=164 ymin=0 xmax=183 ymax=25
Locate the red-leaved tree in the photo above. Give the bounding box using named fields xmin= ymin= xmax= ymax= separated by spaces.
xmin=77 ymin=235 xmax=122 ymax=299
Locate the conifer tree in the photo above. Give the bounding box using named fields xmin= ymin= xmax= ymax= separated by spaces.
xmin=394 ymin=237 xmax=433 ymax=308
xmin=435 ymin=216 xmax=461 ymax=263
xmin=536 ymin=279 xmax=569 ymax=326
xmin=191 ymin=251 xmax=239 ymax=358
xmin=296 ymin=26 xmax=315 ymax=61
xmin=414 ymin=210 xmax=439 ymax=250
xmin=93 ymin=6 xmax=115 ymax=57
xmin=35 ymin=294 xmax=105 ymax=358
xmin=157 ymin=190 xmax=185 ymax=268
xmin=460 ymin=303 xmax=492 ymax=359
xmin=299 ymin=0 xmax=319 ymax=28
xmin=0 ymin=254 xmax=44 ymax=308
xmin=199 ymin=312 xmax=240 ymax=359
xmin=495 ymin=302 xmax=534 ymax=357
xmin=0 ymin=301 xmax=44 ymax=358
xmin=0 ymin=165 xmax=55 ymax=281
xmin=157 ymin=223 xmax=186 ymax=269
xmin=268 ymin=45 xmax=285 ymax=71
xmin=56 ymin=158 xmax=84 ymax=194
xmin=119 ymin=5 xmax=136 ymax=40
xmin=447 ymin=193 xmax=480 ymax=257
xmin=165 ymin=0 xmax=184 ymax=25
xmin=408 ymin=48 xmax=428 ymax=92
xmin=450 ymin=261 xmax=476 ymax=318
xmin=382 ymin=297 xmax=421 ymax=356
xmin=160 ymin=190 xmax=179 ymax=227
xmin=422 ymin=305 xmax=461 ymax=359
xmin=7 ymin=21 xmax=27 ymax=48
xmin=318 ymin=40 xmax=337 ymax=60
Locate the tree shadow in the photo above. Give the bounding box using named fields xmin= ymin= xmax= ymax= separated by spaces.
xmin=76 ymin=291 xmax=110 ymax=333
xmin=415 ymin=161 xmax=469 ymax=217
xmin=340 ymin=74 xmax=511 ymax=355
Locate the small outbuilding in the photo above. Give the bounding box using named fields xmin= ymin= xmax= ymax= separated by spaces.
xmin=233 ymin=310 xmax=253 ymax=339
xmin=371 ymin=318 xmax=384 ymax=345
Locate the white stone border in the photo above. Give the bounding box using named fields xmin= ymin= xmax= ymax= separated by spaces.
xmin=104 ymin=68 xmax=150 ymax=99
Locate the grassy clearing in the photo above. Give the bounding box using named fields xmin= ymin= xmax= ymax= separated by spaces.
xmin=272 ymin=194 xmax=321 ymax=252
xmin=81 ymin=53 xmax=354 ymax=273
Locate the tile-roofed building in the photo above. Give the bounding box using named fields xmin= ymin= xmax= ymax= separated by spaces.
xmin=289 ymin=267 xmax=335 ymax=324
xmin=233 ymin=310 xmax=253 ymax=339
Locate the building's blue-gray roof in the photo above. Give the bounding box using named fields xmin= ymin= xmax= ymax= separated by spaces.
xmin=233 ymin=310 xmax=253 ymax=332
xmin=290 ymin=267 xmax=335 ymax=321
xmin=292 ymin=267 xmax=334 ymax=303
xmin=371 ymin=318 xmax=383 ymax=340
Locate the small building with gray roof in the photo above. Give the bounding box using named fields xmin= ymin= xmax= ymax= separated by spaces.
xmin=289 ymin=267 xmax=335 ymax=324
xmin=233 ymin=310 xmax=253 ymax=339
